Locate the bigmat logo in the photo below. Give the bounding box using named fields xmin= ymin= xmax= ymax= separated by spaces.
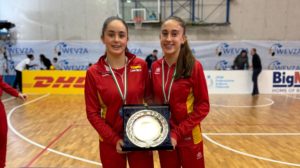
xmin=33 ymin=76 xmax=85 ymax=88
xmin=273 ymin=71 xmax=300 ymax=87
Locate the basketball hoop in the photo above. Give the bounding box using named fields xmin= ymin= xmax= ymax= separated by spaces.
xmin=134 ymin=17 xmax=143 ymax=29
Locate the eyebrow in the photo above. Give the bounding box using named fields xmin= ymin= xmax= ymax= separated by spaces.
xmin=107 ymin=30 xmax=126 ymax=33
xmin=162 ymin=29 xmax=180 ymax=32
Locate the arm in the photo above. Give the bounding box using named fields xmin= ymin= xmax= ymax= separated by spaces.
xmin=246 ymin=56 xmax=250 ymax=69
xmin=26 ymin=64 xmax=38 ymax=69
xmin=0 ymin=76 xmax=27 ymax=100
xmin=233 ymin=56 xmax=238 ymax=69
xmin=84 ymin=70 xmax=121 ymax=145
xmin=0 ymin=76 xmax=19 ymax=97
xmin=171 ymin=62 xmax=210 ymax=141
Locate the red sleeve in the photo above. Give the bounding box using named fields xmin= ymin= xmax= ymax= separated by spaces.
xmin=171 ymin=62 xmax=210 ymax=141
xmin=84 ymin=70 xmax=121 ymax=145
xmin=0 ymin=76 xmax=19 ymax=97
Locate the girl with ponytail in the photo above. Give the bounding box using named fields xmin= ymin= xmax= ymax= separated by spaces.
xmin=151 ymin=16 xmax=210 ymax=168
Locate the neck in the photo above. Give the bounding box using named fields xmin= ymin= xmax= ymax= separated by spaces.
xmin=164 ymin=54 xmax=178 ymax=66
xmin=106 ymin=53 xmax=126 ymax=69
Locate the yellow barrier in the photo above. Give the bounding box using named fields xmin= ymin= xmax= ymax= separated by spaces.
xmin=22 ymin=70 xmax=86 ymax=94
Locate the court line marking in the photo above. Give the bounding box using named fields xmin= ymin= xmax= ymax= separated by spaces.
xmin=204 ymin=132 xmax=300 ymax=136
xmin=7 ymin=94 xmax=299 ymax=167
xmin=7 ymin=94 xmax=102 ymax=166
xmin=2 ymin=93 xmax=51 ymax=103
xmin=285 ymin=94 xmax=300 ymax=100
xmin=2 ymin=97 xmax=15 ymax=103
xmin=25 ymin=124 xmax=74 ymax=167
xmin=203 ymin=134 xmax=300 ymax=167
xmin=211 ymin=97 xmax=274 ymax=108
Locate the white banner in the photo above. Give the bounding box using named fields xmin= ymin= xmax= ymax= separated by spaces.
xmin=205 ymin=70 xmax=300 ymax=94
xmin=1 ymin=40 xmax=300 ymax=74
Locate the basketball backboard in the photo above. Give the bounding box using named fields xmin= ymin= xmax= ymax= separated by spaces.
xmin=118 ymin=0 xmax=160 ymax=23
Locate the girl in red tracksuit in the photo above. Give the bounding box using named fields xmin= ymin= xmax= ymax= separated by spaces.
xmin=151 ymin=16 xmax=210 ymax=168
xmin=84 ymin=16 xmax=153 ymax=168
xmin=0 ymin=76 xmax=27 ymax=168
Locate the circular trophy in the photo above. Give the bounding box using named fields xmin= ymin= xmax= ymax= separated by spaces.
xmin=125 ymin=109 xmax=169 ymax=148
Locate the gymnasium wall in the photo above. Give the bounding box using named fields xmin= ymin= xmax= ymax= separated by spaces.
xmin=1 ymin=0 xmax=300 ymax=41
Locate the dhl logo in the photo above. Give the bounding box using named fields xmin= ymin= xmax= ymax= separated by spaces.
xmin=33 ymin=76 xmax=85 ymax=88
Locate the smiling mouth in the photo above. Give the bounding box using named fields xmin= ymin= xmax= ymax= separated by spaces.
xmin=163 ymin=44 xmax=174 ymax=49
xmin=112 ymin=45 xmax=122 ymax=49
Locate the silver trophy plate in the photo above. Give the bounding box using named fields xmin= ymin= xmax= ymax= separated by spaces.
xmin=125 ymin=109 xmax=169 ymax=148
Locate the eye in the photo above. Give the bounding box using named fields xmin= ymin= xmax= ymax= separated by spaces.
xmin=171 ymin=31 xmax=179 ymax=37
xmin=161 ymin=31 xmax=168 ymax=37
xmin=107 ymin=33 xmax=115 ymax=38
xmin=119 ymin=32 xmax=126 ymax=38
xmin=171 ymin=32 xmax=178 ymax=37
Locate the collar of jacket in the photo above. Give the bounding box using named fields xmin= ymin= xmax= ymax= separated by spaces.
xmin=94 ymin=52 xmax=136 ymax=73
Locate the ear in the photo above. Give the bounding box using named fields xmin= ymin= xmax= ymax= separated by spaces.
xmin=181 ymin=35 xmax=186 ymax=45
xmin=101 ymin=36 xmax=105 ymax=44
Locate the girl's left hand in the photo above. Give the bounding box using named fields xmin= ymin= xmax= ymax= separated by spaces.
xmin=171 ymin=137 xmax=177 ymax=149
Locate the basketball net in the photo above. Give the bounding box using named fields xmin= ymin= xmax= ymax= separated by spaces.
xmin=134 ymin=17 xmax=143 ymax=29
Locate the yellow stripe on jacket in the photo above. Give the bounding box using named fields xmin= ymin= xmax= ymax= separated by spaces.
xmin=97 ymin=91 xmax=107 ymax=142
xmin=186 ymin=88 xmax=203 ymax=144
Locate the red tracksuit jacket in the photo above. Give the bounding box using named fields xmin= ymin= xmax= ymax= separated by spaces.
xmin=0 ymin=76 xmax=19 ymax=98
xmin=85 ymin=52 xmax=149 ymax=146
xmin=0 ymin=76 xmax=19 ymax=168
xmin=151 ymin=58 xmax=210 ymax=146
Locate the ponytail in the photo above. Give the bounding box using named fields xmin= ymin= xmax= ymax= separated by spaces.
xmin=174 ymin=40 xmax=195 ymax=80
xmin=162 ymin=16 xmax=195 ymax=80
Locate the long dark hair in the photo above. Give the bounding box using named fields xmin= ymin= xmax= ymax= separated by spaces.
xmin=162 ymin=16 xmax=195 ymax=80
xmin=101 ymin=16 xmax=130 ymax=53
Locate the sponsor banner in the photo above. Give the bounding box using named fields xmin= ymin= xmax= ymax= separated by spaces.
xmin=22 ymin=69 xmax=300 ymax=94
xmin=22 ymin=70 xmax=85 ymax=94
xmin=2 ymin=41 xmax=300 ymax=76
xmin=260 ymin=70 xmax=300 ymax=94
xmin=205 ymin=70 xmax=253 ymax=94
xmin=205 ymin=70 xmax=300 ymax=94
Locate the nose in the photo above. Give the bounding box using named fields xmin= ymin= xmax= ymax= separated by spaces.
xmin=164 ymin=34 xmax=172 ymax=42
xmin=113 ymin=35 xmax=120 ymax=42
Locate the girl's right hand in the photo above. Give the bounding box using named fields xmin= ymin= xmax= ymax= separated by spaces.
xmin=116 ymin=139 xmax=125 ymax=154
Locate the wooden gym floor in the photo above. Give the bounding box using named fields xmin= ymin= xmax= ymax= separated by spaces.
xmin=3 ymin=93 xmax=300 ymax=168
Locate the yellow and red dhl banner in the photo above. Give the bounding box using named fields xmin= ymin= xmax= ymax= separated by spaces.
xmin=22 ymin=70 xmax=86 ymax=94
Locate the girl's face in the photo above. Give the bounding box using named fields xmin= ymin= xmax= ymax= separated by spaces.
xmin=101 ymin=20 xmax=128 ymax=57
xmin=160 ymin=20 xmax=186 ymax=58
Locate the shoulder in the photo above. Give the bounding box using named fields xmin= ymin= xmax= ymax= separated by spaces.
xmin=87 ymin=55 xmax=106 ymax=74
xmin=152 ymin=58 xmax=163 ymax=67
xmin=131 ymin=57 xmax=146 ymax=64
xmin=194 ymin=59 xmax=204 ymax=70
xmin=191 ymin=60 xmax=205 ymax=77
